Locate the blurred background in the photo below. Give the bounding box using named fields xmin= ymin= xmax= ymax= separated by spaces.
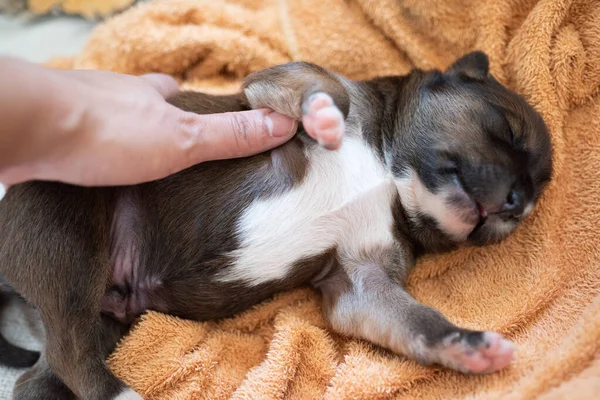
xmin=0 ymin=0 xmax=143 ymax=63
xmin=0 ymin=13 xmax=95 ymax=62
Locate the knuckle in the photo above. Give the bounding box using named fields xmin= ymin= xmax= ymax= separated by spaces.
xmin=230 ymin=113 xmax=265 ymax=146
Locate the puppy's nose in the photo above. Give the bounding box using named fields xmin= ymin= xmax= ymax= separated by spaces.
xmin=501 ymin=189 xmax=525 ymax=218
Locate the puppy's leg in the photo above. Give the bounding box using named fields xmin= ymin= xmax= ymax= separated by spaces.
xmin=0 ymin=183 xmax=140 ymax=400
xmin=33 ymin=308 xmax=138 ymax=400
xmin=14 ymin=353 xmax=76 ymax=400
xmin=316 ymin=245 xmax=515 ymax=374
xmin=242 ymin=62 xmax=351 ymax=149
xmin=13 ymin=316 xmax=130 ymax=400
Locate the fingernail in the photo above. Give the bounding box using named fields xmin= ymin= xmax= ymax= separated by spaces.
xmin=266 ymin=112 xmax=297 ymax=137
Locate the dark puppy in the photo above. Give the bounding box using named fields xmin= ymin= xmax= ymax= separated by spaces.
xmin=0 ymin=51 xmax=552 ymax=400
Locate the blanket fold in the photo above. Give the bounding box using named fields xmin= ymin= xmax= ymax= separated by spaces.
xmin=56 ymin=0 xmax=600 ymax=398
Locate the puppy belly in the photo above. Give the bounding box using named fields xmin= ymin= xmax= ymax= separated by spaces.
xmin=99 ymin=188 xmax=317 ymax=324
xmin=220 ymin=137 xmax=392 ymax=285
xmin=99 ymin=137 xmax=395 ymax=323
xmin=101 ymin=190 xmax=163 ymax=324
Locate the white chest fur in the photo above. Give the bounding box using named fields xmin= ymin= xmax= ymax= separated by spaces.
xmin=218 ymin=137 xmax=398 ymax=285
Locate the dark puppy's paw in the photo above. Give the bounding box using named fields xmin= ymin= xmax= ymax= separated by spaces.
xmin=301 ymin=92 xmax=345 ymax=150
xmin=433 ymin=330 xmax=515 ymax=374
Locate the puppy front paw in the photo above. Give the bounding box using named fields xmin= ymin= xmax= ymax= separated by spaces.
xmin=432 ymin=330 xmax=515 ymax=374
xmin=301 ymin=92 xmax=345 ymax=150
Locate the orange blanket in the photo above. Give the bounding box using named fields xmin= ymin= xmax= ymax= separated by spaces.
xmin=51 ymin=0 xmax=600 ymax=398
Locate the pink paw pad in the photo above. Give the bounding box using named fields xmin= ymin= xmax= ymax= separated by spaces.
xmin=438 ymin=331 xmax=515 ymax=374
xmin=302 ymin=92 xmax=345 ymax=150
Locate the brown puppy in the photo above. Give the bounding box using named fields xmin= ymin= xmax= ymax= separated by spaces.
xmin=0 ymin=51 xmax=552 ymax=400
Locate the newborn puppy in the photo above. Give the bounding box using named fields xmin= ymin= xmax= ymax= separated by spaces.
xmin=0 ymin=51 xmax=552 ymax=400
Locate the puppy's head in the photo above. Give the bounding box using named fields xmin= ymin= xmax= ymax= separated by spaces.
xmin=392 ymin=51 xmax=552 ymax=247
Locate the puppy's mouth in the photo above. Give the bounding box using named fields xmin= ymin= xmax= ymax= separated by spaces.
xmin=471 ymin=200 xmax=488 ymax=234
xmin=450 ymin=173 xmax=488 ymax=235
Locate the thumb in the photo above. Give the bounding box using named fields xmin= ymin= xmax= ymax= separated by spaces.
xmin=178 ymin=109 xmax=298 ymax=163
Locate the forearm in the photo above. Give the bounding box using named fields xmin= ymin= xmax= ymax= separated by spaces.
xmin=0 ymin=57 xmax=75 ymax=180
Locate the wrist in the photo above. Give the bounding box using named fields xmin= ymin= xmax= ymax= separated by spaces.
xmin=31 ymin=70 xmax=85 ymax=170
xmin=0 ymin=57 xmax=40 ymax=171
xmin=0 ymin=59 xmax=83 ymax=183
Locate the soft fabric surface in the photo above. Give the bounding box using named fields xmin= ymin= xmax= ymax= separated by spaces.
xmin=0 ymin=0 xmax=137 ymax=18
xmin=50 ymin=0 xmax=600 ymax=398
xmin=27 ymin=0 xmax=135 ymax=17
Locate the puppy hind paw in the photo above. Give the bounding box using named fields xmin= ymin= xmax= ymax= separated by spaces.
xmin=434 ymin=330 xmax=516 ymax=374
xmin=301 ymin=92 xmax=345 ymax=150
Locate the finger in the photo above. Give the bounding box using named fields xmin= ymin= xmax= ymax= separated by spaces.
xmin=174 ymin=108 xmax=298 ymax=164
xmin=140 ymin=73 xmax=180 ymax=99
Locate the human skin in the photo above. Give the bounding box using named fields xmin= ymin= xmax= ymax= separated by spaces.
xmin=0 ymin=56 xmax=309 ymax=189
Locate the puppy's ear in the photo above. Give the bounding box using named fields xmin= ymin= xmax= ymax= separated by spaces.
xmin=446 ymin=51 xmax=489 ymax=79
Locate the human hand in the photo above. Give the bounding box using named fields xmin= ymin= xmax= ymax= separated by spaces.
xmin=0 ymin=58 xmax=298 ymax=189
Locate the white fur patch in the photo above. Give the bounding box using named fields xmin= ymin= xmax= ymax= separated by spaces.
xmin=219 ymin=136 xmax=395 ymax=285
xmin=493 ymin=219 xmax=518 ymax=237
xmin=395 ymin=170 xmax=474 ymax=241
xmin=523 ymin=202 xmax=534 ymax=217
xmin=113 ymin=388 xmax=144 ymax=400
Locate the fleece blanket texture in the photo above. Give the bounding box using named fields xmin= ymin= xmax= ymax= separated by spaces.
xmin=47 ymin=0 xmax=600 ymax=398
